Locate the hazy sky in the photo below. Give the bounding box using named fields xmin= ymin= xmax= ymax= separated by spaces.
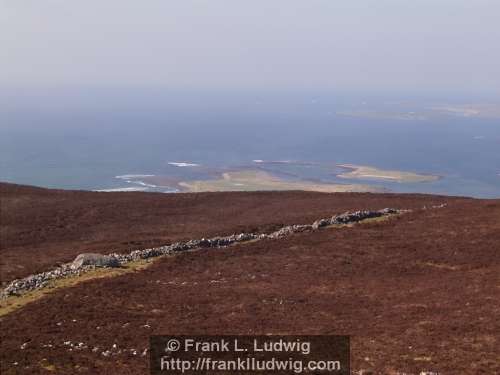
xmin=1 ymin=0 xmax=499 ymax=94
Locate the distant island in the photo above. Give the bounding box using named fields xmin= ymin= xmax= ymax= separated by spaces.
xmin=430 ymin=104 xmax=500 ymax=119
xmin=337 ymin=103 xmax=500 ymax=121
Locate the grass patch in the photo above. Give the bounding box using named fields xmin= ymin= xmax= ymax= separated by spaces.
xmin=417 ymin=261 xmax=460 ymax=271
xmin=39 ymin=360 xmax=57 ymax=372
xmin=0 ymin=258 xmax=157 ymax=317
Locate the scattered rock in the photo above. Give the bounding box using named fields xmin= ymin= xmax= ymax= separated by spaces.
xmin=70 ymin=253 xmax=120 ymax=270
xmin=312 ymin=219 xmax=329 ymax=230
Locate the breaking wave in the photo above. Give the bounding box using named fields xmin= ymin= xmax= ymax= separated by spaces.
xmin=168 ymin=162 xmax=200 ymax=167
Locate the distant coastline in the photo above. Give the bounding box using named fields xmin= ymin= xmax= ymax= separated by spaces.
xmin=95 ymin=162 xmax=441 ymax=194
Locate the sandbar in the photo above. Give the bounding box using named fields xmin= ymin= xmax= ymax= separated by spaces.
xmin=179 ymin=170 xmax=382 ymax=193
xmin=337 ymin=164 xmax=439 ymax=183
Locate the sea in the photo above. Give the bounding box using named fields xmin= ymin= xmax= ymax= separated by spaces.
xmin=1 ymin=88 xmax=499 ymax=198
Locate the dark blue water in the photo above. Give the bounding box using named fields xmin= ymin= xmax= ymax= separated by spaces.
xmin=1 ymin=89 xmax=499 ymax=197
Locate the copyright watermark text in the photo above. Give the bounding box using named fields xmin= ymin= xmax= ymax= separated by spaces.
xmin=150 ymin=335 xmax=349 ymax=374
